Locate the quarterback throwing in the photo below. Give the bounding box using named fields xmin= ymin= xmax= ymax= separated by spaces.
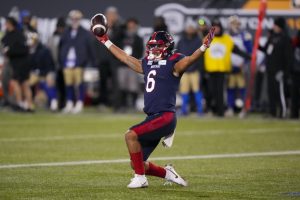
xmin=91 ymin=13 xmax=215 ymax=189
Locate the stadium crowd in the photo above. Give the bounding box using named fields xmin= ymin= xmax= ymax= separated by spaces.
xmin=0 ymin=6 xmax=299 ymax=119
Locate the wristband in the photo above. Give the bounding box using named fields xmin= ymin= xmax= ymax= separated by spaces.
xmin=200 ymin=44 xmax=207 ymax=52
xmin=104 ymin=40 xmax=113 ymax=49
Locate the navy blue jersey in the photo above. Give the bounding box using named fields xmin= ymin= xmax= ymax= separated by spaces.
xmin=142 ymin=53 xmax=185 ymax=115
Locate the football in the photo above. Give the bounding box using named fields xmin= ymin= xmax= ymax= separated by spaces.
xmin=90 ymin=13 xmax=108 ymax=37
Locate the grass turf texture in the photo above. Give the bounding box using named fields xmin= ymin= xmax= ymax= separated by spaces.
xmin=0 ymin=112 xmax=299 ymax=199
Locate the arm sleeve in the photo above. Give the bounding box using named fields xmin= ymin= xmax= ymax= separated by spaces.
xmin=258 ymin=39 xmax=269 ymax=53
xmin=232 ymin=45 xmax=251 ymax=60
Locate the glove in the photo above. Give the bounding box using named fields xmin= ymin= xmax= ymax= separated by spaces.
xmin=200 ymin=26 xmax=215 ymax=52
xmin=275 ymin=70 xmax=284 ymax=82
xmin=92 ymin=31 xmax=112 ymax=49
xmin=95 ymin=34 xmax=109 ymax=44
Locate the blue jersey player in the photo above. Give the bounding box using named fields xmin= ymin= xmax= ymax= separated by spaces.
xmin=92 ymin=19 xmax=215 ymax=188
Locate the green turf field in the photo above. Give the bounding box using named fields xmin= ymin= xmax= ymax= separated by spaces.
xmin=0 ymin=111 xmax=299 ymax=200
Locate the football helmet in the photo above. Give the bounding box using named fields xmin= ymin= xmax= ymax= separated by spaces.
xmin=146 ymin=31 xmax=174 ymax=61
xmin=228 ymin=15 xmax=241 ymax=33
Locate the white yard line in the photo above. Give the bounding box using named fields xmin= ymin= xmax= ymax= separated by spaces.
xmin=181 ymin=128 xmax=300 ymax=136
xmin=0 ymin=150 xmax=299 ymax=169
xmin=0 ymin=134 xmax=119 ymax=142
xmin=1 ymin=128 xmax=299 ymax=142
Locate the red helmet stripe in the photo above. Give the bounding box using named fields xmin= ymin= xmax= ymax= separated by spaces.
xmin=151 ymin=32 xmax=158 ymax=40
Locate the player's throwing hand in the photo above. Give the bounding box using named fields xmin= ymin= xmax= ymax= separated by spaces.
xmin=200 ymin=26 xmax=216 ymax=51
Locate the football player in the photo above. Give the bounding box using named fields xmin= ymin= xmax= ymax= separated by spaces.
xmin=28 ymin=32 xmax=58 ymax=111
xmin=226 ymin=15 xmax=252 ymax=118
xmin=92 ymin=20 xmax=215 ymax=188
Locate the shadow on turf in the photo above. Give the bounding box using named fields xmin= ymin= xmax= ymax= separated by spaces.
xmin=282 ymin=192 xmax=300 ymax=197
xmin=158 ymin=189 xmax=210 ymax=198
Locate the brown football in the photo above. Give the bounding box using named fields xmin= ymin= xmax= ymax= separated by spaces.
xmin=90 ymin=13 xmax=108 ymax=37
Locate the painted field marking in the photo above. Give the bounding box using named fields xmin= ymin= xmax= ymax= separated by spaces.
xmin=0 ymin=150 xmax=299 ymax=169
xmin=0 ymin=134 xmax=119 ymax=142
xmin=1 ymin=127 xmax=299 ymax=142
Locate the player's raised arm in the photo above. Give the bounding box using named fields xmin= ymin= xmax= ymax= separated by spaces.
xmin=91 ymin=13 xmax=143 ymax=74
xmin=95 ymin=35 xmax=143 ymax=74
xmin=173 ymin=27 xmax=215 ymax=75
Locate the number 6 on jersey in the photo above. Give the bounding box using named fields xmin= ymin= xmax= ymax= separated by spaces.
xmin=146 ymin=70 xmax=156 ymax=93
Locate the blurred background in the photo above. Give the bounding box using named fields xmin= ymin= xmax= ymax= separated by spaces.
xmin=0 ymin=0 xmax=299 ymax=119
xmin=1 ymin=2 xmax=300 ymax=199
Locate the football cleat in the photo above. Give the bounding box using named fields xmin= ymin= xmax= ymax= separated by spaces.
xmin=62 ymin=100 xmax=73 ymax=113
xmin=164 ymin=164 xmax=188 ymax=187
xmin=127 ymin=174 xmax=149 ymax=189
xmin=72 ymin=101 xmax=83 ymax=114
xmin=225 ymin=108 xmax=234 ymax=117
xmin=50 ymin=99 xmax=58 ymax=111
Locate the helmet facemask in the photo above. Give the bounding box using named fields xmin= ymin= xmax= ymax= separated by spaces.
xmin=147 ymin=41 xmax=168 ymax=61
xmin=146 ymin=31 xmax=174 ymax=61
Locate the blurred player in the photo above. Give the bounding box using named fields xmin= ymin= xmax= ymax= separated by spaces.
xmin=59 ymin=10 xmax=96 ymax=114
xmin=205 ymin=19 xmax=250 ymax=117
xmin=28 ymin=32 xmax=58 ymax=111
xmin=177 ymin=20 xmax=203 ymax=115
xmin=259 ymin=17 xmax=292 ymax=118
xmin=290 ymin=30 xmax=300 ymax=119
xmin=226 ymin=15 xmax=252 ymax=117
xmin=92 ymin=16 xmax=215 ymax=188
xmin=1 ymin=17 xmax=33 ymax=112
